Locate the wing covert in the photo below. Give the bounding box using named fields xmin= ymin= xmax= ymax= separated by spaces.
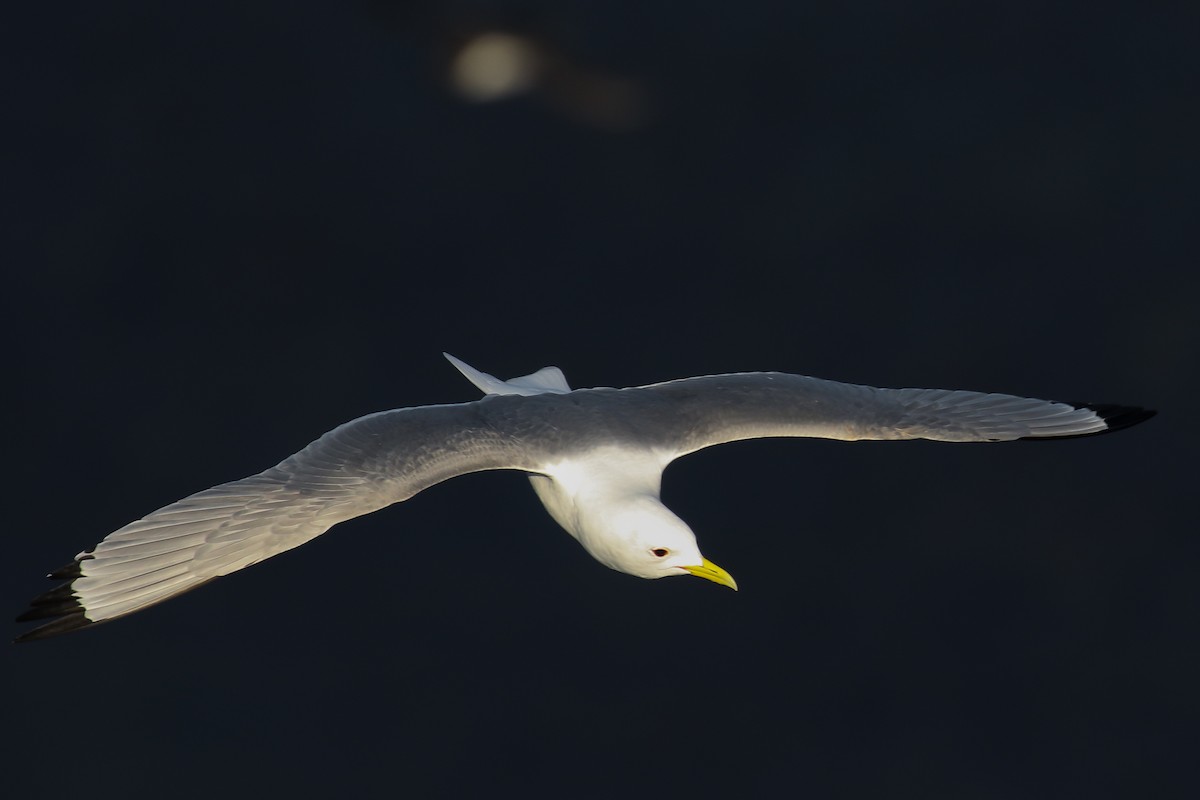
xmin=16 ymin=401 xmax=534 ymax=641
xmin=636 ymin=372 xmax=1153 ymax=457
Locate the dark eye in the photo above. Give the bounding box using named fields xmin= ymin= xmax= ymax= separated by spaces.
xmin=651 ymin=548 xmax=669 ymax=558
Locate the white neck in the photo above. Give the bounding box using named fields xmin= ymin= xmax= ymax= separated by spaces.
xmin=528 ymin=447 xmax=674 ymax=569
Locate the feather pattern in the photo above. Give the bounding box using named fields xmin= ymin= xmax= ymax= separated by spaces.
xmin=16 ymin=359 xmax=1153 ymax=641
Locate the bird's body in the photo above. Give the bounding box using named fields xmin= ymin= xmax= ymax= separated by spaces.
xmin=16 ymin=355 xmax=1155 ymax=641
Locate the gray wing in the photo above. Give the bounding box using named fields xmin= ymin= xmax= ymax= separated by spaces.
xmin=17 ymin=401 xmax=537 ymax=641
xmin=634 ymin=372 xmax=1154 ymax=459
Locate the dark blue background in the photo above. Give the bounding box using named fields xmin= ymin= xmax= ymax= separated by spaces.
xmin=6 ymin=2 xmax=1196 ymax=797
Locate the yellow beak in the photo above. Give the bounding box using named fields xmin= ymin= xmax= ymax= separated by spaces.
xmin=682 ymin=558 xmax=738 ymax=591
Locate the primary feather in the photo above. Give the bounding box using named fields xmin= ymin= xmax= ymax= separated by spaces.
xmin=16 ymin=356 xmax=1154 ymax=641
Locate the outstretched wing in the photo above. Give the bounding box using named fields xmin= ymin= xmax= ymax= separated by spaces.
xmin=16 ymin=401 xmax=536 ymax=641
xmin=635 ymin=372 xmax=1154 ymax=459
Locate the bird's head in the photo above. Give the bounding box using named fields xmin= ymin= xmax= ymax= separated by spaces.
xmin=577 ymin=495 xmax=738 ymax=590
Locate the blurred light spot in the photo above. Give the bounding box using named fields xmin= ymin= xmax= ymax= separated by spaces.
xmin=451 ymin=32 xmax=541 ymax=102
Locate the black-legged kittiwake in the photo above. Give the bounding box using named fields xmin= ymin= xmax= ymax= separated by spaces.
xmin=15 ymin=354 xmax=1155 ymax=641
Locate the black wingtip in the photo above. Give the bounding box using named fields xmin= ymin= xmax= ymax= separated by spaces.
xmin=15 ymin=559 xmax=92 ymax=643
xmin=1016 ymin=402 xmax=1157 ymax=442
xmin=1072 ymin=403 xmax=1157 ymax=434
xmin=14 ymin=613 xmax=94 ymax=643
xmin=16 ymin=583 xmax=82 ymax=622
xmin=16 ymin=559 xmax=215 ymax=643
xmin=47 ymin=560 xmax=85 ymax=580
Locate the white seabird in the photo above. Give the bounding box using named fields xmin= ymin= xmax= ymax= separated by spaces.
xmin=16 ymin=354 xmax=1154 ymax=641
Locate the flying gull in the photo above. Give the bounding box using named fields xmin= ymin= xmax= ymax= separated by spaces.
xmin=15 ymin=354 xmax=1154 ymax=642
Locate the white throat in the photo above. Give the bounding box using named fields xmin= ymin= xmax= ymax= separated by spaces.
xmin=444 ymin=353 xmax=694 ymax=576
xmin=531 ymin=447 xmax=681 ymax=573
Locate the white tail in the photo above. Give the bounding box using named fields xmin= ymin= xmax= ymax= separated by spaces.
xmin=443 ymin=353 xmax=572 ymax=396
